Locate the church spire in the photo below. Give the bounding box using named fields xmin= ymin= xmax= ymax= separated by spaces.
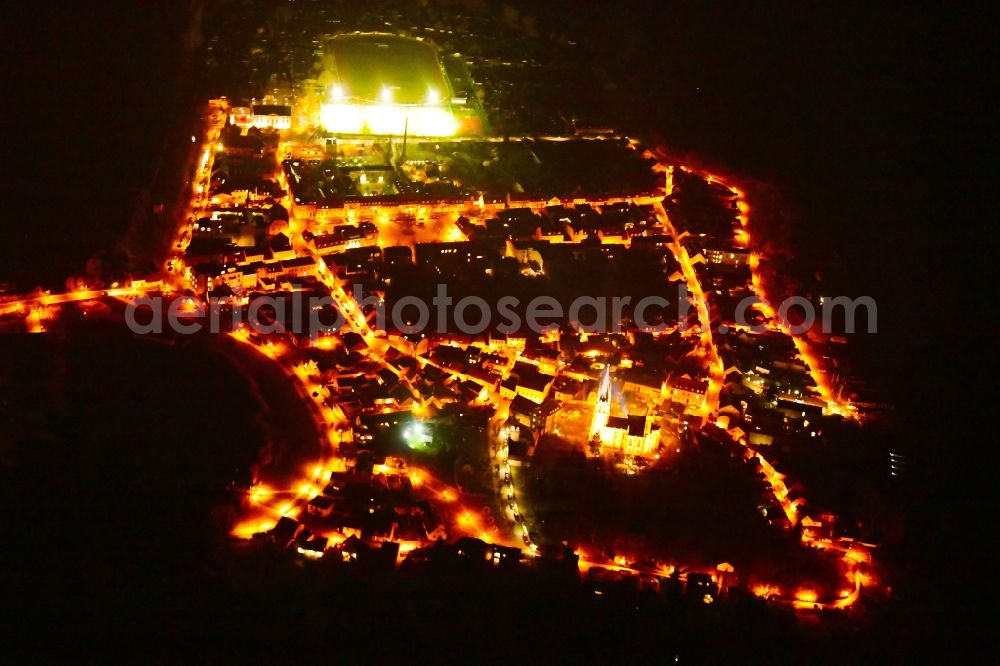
xmin=590 ymin=364 xmax=612 ymax=439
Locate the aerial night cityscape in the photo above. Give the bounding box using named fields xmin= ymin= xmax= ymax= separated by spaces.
xmin=0 ymin=1 xmax=988 ymax=662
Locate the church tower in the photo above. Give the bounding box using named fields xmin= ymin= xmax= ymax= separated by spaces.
xmin=590 ymin=364 xmax=612 ymax=439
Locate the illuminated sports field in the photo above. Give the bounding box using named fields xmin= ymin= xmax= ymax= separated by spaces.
xmin=321 ymin=33 xmax=458 ymax=136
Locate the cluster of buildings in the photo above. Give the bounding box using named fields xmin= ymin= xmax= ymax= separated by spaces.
xmin=663 ymin=167 xmax=841 ymax=450
xmin=206 ymin=248 xmax=317 ymax=293
xmin=457 ymin=202 xmax=663 ymax=245
xmin=257 ymin=460 xmax=446 ymax=564
xmin=385 ymin=324 xmax=713 ymax=464
xmin=189 ymin=219 xmax=381 ymax=295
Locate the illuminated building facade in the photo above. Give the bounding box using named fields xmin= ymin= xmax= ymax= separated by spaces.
xmin=230 ymin=106 xmax=253 ymax=127
xmin=251 ymin=104 xmax=292 ymax=130
xmin=667 ymin=375 xmax=709 ymax=409
xmin=599 ymin=414 xmax=661 ymax=457
xmin=230 ymin=105 xmax=292 ymax=130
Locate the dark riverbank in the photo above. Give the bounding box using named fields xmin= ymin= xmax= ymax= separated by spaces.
xmin=0 ymin=309 xmax=263 ymax=645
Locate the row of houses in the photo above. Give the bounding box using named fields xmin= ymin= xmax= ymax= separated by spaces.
xmin=214 ymin=254 xmax=318 ymax=291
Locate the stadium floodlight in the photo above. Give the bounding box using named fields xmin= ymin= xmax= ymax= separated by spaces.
xmin=321 ymin=34 xmax=464 ymax=137
xmin=320 ymin=103 xmax=457 ymax=136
